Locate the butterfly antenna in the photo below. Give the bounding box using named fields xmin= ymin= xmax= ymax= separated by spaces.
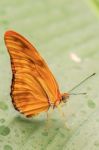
xmin=68 ymin=73 xmax=96 ymax=95
xmin=69 ymin=92 xmax=87 ymax=95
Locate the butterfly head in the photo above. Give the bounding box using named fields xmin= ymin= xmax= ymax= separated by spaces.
xmin=61 ymin=93 xmax=69 ymax=103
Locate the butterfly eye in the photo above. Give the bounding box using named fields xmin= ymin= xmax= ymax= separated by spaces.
xmin=62 ymin=99 xmax=67 ymax=103
xmin=62 ymin=93 xmax=69 ymax=103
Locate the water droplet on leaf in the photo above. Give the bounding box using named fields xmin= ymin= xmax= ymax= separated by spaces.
xmin=0 ymin=125 xmax=10 ymax=136
xmin=87 ymin=100 xmax=96 ymax=109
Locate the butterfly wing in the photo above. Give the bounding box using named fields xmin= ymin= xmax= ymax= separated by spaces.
xmin=4 ymin=30 xmax=61 ymax=117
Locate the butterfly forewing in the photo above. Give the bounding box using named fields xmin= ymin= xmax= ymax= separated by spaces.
xmin=4 ymin=30 xmax=61 ymax=117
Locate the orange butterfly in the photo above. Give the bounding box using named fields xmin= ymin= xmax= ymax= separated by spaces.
xmin=4 ymin=30 xmax=69 ymax=117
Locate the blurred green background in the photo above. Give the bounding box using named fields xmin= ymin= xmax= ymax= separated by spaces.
xmin=0 ymin=0 xmax=99 ymax=150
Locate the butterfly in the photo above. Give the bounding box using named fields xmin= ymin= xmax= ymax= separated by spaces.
xmin=4 ymin=30 xmax=69 ymax=118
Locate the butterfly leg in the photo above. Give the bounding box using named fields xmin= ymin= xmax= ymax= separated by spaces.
xmin=45 ymin=106 xmax=54 ymax=131
xmin=46 ymin=96 xmax=54 ymax=127
xmin=57 ymin=104 xmax=70 ymax=130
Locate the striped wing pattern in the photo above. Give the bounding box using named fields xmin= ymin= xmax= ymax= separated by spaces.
xmin=4 ymin=31 xmax=61 ymax=117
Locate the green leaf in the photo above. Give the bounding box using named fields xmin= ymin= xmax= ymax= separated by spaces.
xmin=87 ymin=99 xmax=96 ymax=108
xmin=0 ymin=0 xmax=99 ymax=150
xmin=91 ymin=0 xmax=99 ymax=10
xmin=0 ymin=101 xmax=8 ymax=110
